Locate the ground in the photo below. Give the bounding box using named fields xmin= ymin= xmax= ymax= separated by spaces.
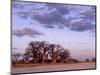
xmin=12 ymin=62 xmax=96 ymax=74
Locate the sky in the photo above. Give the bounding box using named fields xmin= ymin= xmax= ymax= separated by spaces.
xmin=12 ymin=1 xmax=96 ymax=61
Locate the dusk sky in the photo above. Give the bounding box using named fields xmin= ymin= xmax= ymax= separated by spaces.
xmin=12 ymin=1 xmax=96 ymax=60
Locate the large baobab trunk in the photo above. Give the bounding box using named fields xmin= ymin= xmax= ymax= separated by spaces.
xmin=42 ymin=47 xmax=47 ymax=63
xmin=50 ymin=45 xmax=56 ymax=64
xmin=51 ymin=51 xmax=56 ymax=64
xmin=61 ymin=58 xmax=64 ymax=63
xmin=60 ymin=53 xmax=64 ymax=63
xmin=15 ymin=56 xmax=19 ymax=64
xmin=38 ymin=48 xmax=42 ymax=63
xmin=33 ymin=47 xmax=38 ymax=64
xmin=51 ymin=55 xmax=56 ymax=64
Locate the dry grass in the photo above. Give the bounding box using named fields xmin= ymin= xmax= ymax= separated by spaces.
xmin=12 ymin=62 xmax=95 ymax=68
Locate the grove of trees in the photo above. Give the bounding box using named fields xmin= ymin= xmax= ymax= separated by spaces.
xmin=12 ymin=41 xmax=70 ymax=64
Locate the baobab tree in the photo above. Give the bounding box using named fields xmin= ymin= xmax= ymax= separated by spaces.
xmin=23 ymin=41 xmax=70 ymax=64
xmin=39 ymin=41 xmax=49 ymax=63
xmin=28 ymin=41 xmax=39 ymax=64
xmin=23 ymin=49 xmax=31 ymax=64
xmin=60 ymin=50 xmax=70 ymax=63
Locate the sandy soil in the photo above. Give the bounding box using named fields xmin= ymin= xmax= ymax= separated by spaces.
xmin=12 ymin=62 xmax=96 ymax=74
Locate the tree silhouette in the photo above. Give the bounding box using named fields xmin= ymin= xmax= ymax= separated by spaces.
xmin=23 ymin=41 xmax=70 ymax=64
xmin=60 ymin=50 xmax=70 ymax=63
xmin=92 ymin=58 xmax=96 ymax=62
xmin=12 ymin=53 xmax=21 ymax=64
xmin=49 ymin=44 xmax=56 ymax=63
xmin=85 ymin=59 xmax=90 ymax=62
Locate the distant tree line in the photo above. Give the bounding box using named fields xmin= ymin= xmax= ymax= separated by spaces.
xmin=12 ymin=41 xmax=96 ymax=65
xmin=85 ymin=58 xmax=96 ymax=62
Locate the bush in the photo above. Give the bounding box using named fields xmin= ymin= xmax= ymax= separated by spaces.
xmin=66 ymin=58 xmax=79 ymax=63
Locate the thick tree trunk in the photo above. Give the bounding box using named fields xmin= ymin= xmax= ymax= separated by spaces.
xmin=61 ymin=59 xmax=64 ymax=63
xmin=51 ymin=54 xmax=56 ymax=64
xmin=33 ymin=48 xmax=38 ymax=64
xmin=15 ymin=57 xmax=19 ymax=64
xmin=52 ymin=57 xmax=56 ymax=64
xmin=42 ymin=47 xmax=47 ymax=63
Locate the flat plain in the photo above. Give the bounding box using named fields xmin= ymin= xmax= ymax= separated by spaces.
xmin=12 ymin=62 xmax=96 ymax=74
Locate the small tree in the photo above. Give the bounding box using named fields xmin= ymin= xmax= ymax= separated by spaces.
xmin=12 ymin=53 xmax=21 ymax=64
xmin=60 ymin=50 xmax=70 ymax=63
xmin=92 ymin=58 xmax=96 ymax=62
xmin=85 ymin=59 xmax=90 ymax=62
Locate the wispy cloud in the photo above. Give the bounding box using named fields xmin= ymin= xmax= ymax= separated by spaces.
xmin=12 ymin=1 xmax=25 ymax=9
xmin=69 ymin=20 xmax=95 ymax=32
xmin=32 ymin=11 xmax=68 ymax=27
xmin=13 ymin=28 xmax=43 ymax=37
xmin=80 ymin=9 xmax=96 ymax=21
xmin=46 ymin=3 xmax=70 ymax=15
